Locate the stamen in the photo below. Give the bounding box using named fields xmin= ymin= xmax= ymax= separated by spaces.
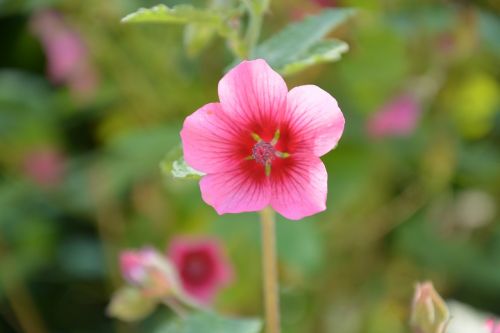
xmin=271 ymin=129 xmax=280 ymax=146
xmin=265 ymin=163 xmax=271 ymax=177
xmin=275 ymin=151 xmax=290 ymax=158
xmin=249 ymin=130 xmax=291 ymax=177
xmin=251 ymin=132 xmax=262 ymax=142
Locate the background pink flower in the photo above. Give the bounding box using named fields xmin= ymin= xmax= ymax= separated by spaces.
xmin=180 ymin=59 xmax=344 ymax=220
xmin=23 ymin=147 xmax=65 ymax=187
xmin=486 ymin=319 xmax=500 ymax=333
xmin=30 ymin=10 xmax=98 ymax=100
xmin=366 ymin=94 xmax=421 ymax=138
xmin=167 ymin=237 xmax=233 ymax=304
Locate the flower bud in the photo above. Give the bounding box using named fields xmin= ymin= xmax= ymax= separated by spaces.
xmin=119 ymin=247 xmax=180 ymax=299
xmin=410 ymin=282 xmax=450 ymax=333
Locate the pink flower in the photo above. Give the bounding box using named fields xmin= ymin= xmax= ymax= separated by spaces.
xmin=180 ymin=59 xmax=345 ymax=220
xmin=486 ymin=319 xmax=500 ymax=333
xmin=23 ymin=148 xmax=65 ymax=187
xmin=30 ymin=10 xmax=98 ymax=100
xmin=367 ymin=94 xmax=421 ymax=138
xmin=120 ymin=248 xmax=180 ymax=298
xmin=168 ymin=237 xmax=233 ymax=304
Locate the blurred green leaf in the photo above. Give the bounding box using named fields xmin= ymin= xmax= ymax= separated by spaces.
xmin=107 ymin=287 xmax=157 ymax=322
xmin=160 ymin=145 xmax=205 ymax=180
xmin=58 ymin=237 xmax=105 ymax=278
xmin=122 ymin=4 xmax=225 ymax=25
xmin=478 ymin=10 xmax=500 ymax=56
xmin=279 ymin=39 xmax=349 ymax=76
xmin=276 ymin=216 xmax=324 ymax=275
xmin=157 ymin=311 xmax=262 ymax=333
xmin=254 ymin=8 xmax=355 ymax=71
xmin=121 ymin=4 xmax=244 ymax=58
xmin=184 ymin=23 xmax=217 ymax=57
xmin=0 ymin=0 xmax=57 ymax=16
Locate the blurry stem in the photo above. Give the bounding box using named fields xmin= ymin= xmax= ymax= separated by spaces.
xmin=162 ymin=298 xmax=187 ymax=318
xmin=245 ymin=8 xmax=262 ymax=58
xmin=260 ymin=207 xmax=280 ymax=333
xmin=0 ymin=235 xmax=47 ymax=333
xmin=4 ymin=280 xmax=48 ymax=333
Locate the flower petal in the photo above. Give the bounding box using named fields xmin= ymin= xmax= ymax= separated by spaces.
xmin=199 ymin=163 xmax=271 ymax=215
xmin=270 ymin=154 xmax=327 ymax=220
xmin=285 ymin=85 xmax=345 ymax=157
xmin=218 ymin=59 xmax=288 ymax=129
xmin=181 ymin=103 xmax=243 ymax=173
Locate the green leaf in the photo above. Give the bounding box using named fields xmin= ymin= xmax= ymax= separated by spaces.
xmin=121 ymin=4 xmax=223 ymax=25
xmin=107 ymin=287 xmax=157 ymax=322
xmin=160 ymin=146 xmax=205 ymax=180
xmin=121 ymin=4 xmax=246 ymax=58
xmin=184 ymin=23 xmax=217 ymax=57
xmin=254 ymin=8 xmax=355 ymax=72
xmin=279 ymin=39 xmax=349 ymax=76
xmin=156 ymin=312 xmax=262 ymax=333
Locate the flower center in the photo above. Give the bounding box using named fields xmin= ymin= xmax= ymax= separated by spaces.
xmin=180 ymin=251 xmax=214 ymax=287
xmin=252 ymin=141 xmax=276 ymax=165
xmin=247 ymin=130 xmax=290 ymax=177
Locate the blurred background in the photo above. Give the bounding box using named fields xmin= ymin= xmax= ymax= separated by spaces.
xmin=0 ymin=0 xmax=499 ymax=332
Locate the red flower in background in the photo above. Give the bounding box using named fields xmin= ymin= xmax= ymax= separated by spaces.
xmin=23 ymin=148 xmax=65 ymax=187
xmin=30 ymin=10 xmax=98 ymax=100
xmin=167 ymin=237 xmax=233 ymax=304
xmin=367 ymin=94 xmax=421 ymax=138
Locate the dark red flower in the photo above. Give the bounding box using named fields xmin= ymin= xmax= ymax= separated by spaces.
xmin=168 ymin=237 xmax=233 ymax=304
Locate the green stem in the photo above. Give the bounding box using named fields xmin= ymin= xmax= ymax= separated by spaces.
xmin=259 ymin=207 xmax=280 ymax=333
xmin=245 ymin=7 xmax=263 ymax=58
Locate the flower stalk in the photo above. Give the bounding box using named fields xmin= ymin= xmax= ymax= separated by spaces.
xmin=260 ymin=207 xmax=280 ymax=333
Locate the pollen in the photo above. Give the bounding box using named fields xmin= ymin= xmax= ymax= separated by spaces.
xmin=252 ymin=141 xmax=276 ymax=165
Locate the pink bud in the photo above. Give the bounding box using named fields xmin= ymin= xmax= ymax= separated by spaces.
xmin=119 ymin=248 xmax=180 ymax=299
xmin=410 ymin=282 xmax=450 ymax=333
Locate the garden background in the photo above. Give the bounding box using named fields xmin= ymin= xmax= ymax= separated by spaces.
xmin=0 ymin=0 xmax=499 ymax=332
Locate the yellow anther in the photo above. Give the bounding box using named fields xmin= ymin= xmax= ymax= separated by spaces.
xmin=271 ymin=129 xmax=280 ymax=145
xmin=251 ymin=133 xmax=262 ymax=142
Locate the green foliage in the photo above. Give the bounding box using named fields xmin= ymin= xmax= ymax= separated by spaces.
xmin=121 ymin=4 xmax=225 ymax=25
xmin=122 ymin=4 xmax=245 ymax=58
xmin=157 ymin=312 xmax=262 ymax=333
xmin=279 ymin=39 xmax=349 ymax=76
xmin=107 ymin=287 xmax=157 ymax=322
xmin=160 ymin=146 xmax=205 ymax=180
xmin=254 ymin=9 xmax=355 ymax=74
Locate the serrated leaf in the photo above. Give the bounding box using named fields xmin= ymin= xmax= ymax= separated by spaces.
xmin=160 ymin=146 xmax=205 ymax=180
xmin=156 ymin=311 xmax=262 ymax=333
xmin=171 ymin=157 xmax=205 ymax=179
xmin=121 ymin=4 xmax=224 ymax=25
xmin=254 ymin=8 xmax=355 ymax=70
xmin=279 ymin=39 xmax=349 ymax=75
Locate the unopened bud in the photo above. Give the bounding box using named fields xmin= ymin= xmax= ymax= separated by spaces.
xmin=120 ymin=247 xmax=180 ymax=298
xmin=410 ymin=282 xmax=450 ymax=333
